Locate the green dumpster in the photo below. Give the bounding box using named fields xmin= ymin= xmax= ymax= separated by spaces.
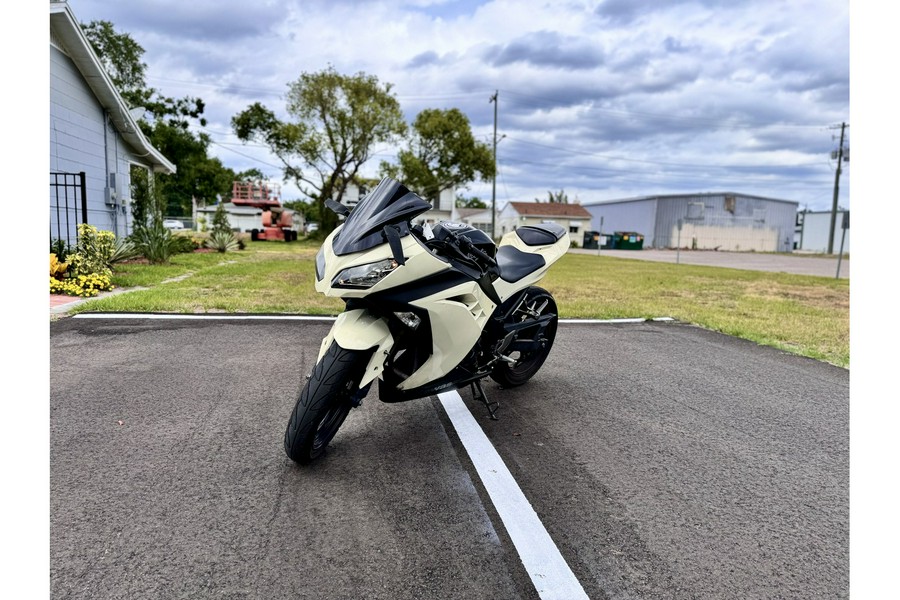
xmin=612 ymin=232 xmax=644 ymax=250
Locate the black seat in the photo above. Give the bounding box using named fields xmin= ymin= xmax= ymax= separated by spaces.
xmin=515 ymin=223 xmax=567 ymax=246
xmin=496 ymin=245 xmax=546 ymax=283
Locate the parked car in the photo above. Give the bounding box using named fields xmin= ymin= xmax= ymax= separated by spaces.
xmin=163 ymin=219 xmax=185 ymax=230
xmin=306 ymin=223 xmax=319 ymax=234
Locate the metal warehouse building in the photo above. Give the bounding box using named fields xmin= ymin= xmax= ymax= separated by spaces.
xmin=583 ymin=192 xmax=799 ymax=252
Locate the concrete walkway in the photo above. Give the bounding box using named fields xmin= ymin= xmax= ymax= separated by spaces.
xmin=50 ymin=286 xmax=142 ymax=317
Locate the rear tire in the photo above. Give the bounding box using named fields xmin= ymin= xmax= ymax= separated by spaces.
xmin=490 ymin=287 xmax=558 ymax=388
xmin=284 ymin=342 xmax=370 ymax=465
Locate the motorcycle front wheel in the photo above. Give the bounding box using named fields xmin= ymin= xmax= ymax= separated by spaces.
xmin=490 ymin=286 xmax=558 ymax=388
xmin=284 ymin=342 xmax=370 ymax=465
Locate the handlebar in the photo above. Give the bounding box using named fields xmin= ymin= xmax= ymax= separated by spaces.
xmin=455 ymin=233 xmax=498 ymax=268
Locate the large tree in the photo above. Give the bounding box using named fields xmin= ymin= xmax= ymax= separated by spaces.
xmin=379 ymin=108 xmax=494 ymax=205
xmin=149 ymin=122 xmax=236 ymax=215
xmin=232 ymin=67 xmax=407 ymax=233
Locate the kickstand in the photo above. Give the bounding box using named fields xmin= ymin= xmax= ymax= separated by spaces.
xmin=471 ymin=379 xmax=499 ymax=420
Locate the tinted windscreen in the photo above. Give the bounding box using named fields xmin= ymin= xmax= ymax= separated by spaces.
xmin=332 ymin=177 xmax=432 ymax=256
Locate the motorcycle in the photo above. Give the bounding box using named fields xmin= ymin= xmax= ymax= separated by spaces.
xmin=284 ymin=177 xmax=569 ymax=464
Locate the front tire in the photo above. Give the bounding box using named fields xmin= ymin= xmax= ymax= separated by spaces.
xmin=490 ymin=287 xmax=558 ymax=388
xmin=284 ymin=342 xmax=370 ymax=465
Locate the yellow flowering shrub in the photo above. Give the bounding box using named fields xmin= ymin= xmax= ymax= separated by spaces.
xmin=49 ymin=273 xmax=114 ymax=297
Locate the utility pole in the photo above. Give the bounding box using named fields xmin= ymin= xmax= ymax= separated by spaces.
xmin=828 ymin=122 xmax=848 ymax=254
xmin=489 ymin=90 xmax=498 ymax=240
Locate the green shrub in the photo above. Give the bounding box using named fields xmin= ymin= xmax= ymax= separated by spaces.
xmin=130 ymin=219 xmax=178 ymax=264
xmin=211 ymin=203 xmax=232 ymax=237
xmin=171 ymin=232 xmax=199 ymax=254
xmin=206 ymin=231 xmax=239 ymax=253
xmin=108 ymin=237 xmax=141 ymax=265
xmin=70 ymin=224 xmax=115 ymax=277
xmin=50 ymin=238 xmax=71 ymax=263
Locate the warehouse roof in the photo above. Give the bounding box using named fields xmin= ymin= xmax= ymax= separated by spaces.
xmin=582 ymin=192 xmax=798 ymax=207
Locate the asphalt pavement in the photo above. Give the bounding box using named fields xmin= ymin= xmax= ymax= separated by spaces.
xmin=570 ymin=248 xmax=849 ymax=278
xmin=49 ymin=316 xmax=848 ymax=599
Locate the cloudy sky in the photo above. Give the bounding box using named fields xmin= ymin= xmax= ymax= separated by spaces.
xmin=63 ymin=0 xmax=850 ymax=211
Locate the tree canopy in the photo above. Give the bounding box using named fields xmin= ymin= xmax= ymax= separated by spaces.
xmin=380 ymin=108 xmax=494 ymax=204
xmin=455 ymin=194 xmax=487 ymax=209
xmin=536 ymin=189 xmax=569 ymax=204
xmin=232 ymin=66 xmax=407 ymax=233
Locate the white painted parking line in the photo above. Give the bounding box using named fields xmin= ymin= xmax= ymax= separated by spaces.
xmin=73 ymin=313 xmax=338 ymax=321
xmin=74 ymin=313 xmax=675 ymax=324
xmin=438 ymin=390 xmax=590 ymax=600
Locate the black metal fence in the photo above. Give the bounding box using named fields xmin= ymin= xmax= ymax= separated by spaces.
xmin=50 ymin=171 xmax=87 ymax=249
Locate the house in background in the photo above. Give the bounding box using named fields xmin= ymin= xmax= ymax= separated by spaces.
xmin=583 ymin=192 xmax=798 ymax=252
xmin=497 ymin=202 xmax=593 ymax=247
xmin=450 ymin=206 xmax=493 ymax=233
xmin=50 ymin=0 xmax=175 ymax=247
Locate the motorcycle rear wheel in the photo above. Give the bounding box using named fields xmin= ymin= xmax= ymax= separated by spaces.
xmin=490 ymin=287 xmax=558 ymax=388
xmin=284 ymin=342 xmax=370 ymax=465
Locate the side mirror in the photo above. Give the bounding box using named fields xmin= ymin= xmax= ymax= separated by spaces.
xmin=325 ymin=198 xmax=350 ymax=217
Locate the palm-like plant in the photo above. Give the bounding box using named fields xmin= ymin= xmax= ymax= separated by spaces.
xmin=131 ymin=220 xmax=178 ymax=264
xmin=108 ymin=237 xmax=141 ymax=266
xmin=206 ymin=231 xmax=239 ymax=253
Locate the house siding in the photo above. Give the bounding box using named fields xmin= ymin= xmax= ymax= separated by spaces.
xmin=50 ymin=45 xmax=146 ymax=241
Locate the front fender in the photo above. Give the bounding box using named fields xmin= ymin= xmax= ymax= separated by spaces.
xmin=318 ymin=309 xmax=394 ymax=387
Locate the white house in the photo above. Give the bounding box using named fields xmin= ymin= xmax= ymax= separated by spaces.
xmin=497 ymin=201 xmax=593 ymax=247
xmin=450 ymin=207 xmax=494 ymax=233
xmin=50 ymin=0 xmax=175 ymax=247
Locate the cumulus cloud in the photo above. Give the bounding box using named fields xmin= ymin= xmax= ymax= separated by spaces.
xmin=69 ymin=0 xmax=850 ymax=209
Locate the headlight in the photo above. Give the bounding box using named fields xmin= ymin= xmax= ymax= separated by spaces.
xmin=315 ymin=248 xmax=326 ymax=281
xmin=333 ymin=259 xmax=399 ymax=288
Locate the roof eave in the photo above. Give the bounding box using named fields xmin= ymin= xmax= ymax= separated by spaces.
xmin=50 ymin=2 xmax=176 ymax=175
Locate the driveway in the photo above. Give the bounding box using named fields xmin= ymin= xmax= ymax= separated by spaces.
xmin=570 ymin=248 xmax=849 ymax=278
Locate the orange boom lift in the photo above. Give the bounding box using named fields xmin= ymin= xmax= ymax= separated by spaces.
xmin=231 ymin=181 xmax=298 ymax=242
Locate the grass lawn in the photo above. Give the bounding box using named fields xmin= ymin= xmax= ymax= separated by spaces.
xmin=66 ymin=239 xmax=849 ymax=368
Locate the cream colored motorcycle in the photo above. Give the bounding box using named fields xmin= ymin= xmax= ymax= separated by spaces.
xmin=284 ymin=177 xmax=569 ymax=464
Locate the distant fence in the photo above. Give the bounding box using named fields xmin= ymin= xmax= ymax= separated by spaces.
xmin=50 ymin=171 xmax=87 ymax=249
